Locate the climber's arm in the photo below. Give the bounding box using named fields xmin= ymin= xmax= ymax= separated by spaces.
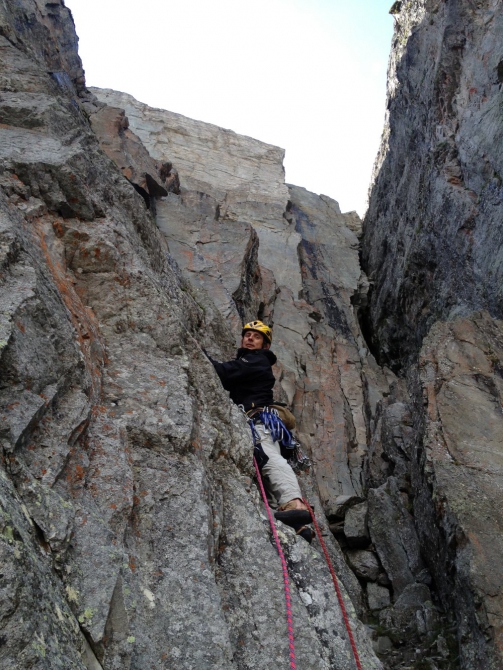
xmin=208 ymin=357 xmax=252 ymax=391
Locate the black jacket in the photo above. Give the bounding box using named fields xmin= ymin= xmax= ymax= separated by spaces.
xmin=210 ymin=348 xmax=277 ymax=411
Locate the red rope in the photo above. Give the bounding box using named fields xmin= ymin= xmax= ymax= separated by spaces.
xmin=254 ymin=457 xmax=296 ymax=670
xmin=303 ymin=498 xmax=363 ymax=670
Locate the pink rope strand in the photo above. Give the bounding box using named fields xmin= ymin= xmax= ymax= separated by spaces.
xmin=303 ymin=498 xmax=363 ymax=670
xmin=253 ymin=457 xmax=296 ymax=670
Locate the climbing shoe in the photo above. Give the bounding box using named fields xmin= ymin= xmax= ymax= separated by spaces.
xmin=274 ymin=511 xmax=315 ymax=544
xmin=277 ymin=499 xmax=305 ymax=511
xmin=296 ymin=525 xmax=315 ymax=544
xmin=274 ymin=509 xmax=312 ymax=526
xmin=274 ymin=501 xmax=314 ymax=543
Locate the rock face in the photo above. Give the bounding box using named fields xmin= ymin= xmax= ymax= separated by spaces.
xmin=90 ymin=88 xmax=288 ymax=213
xmin=91 ymin=87 xmax=379 ymax=521
xmin=362 ymin=0 xmax=503 ymax=370
xmin=413 ymin=312 xmax=503 ymax=667
xmin=2 ymin=1 xmax=503 ymax=669
xmin=363 ymin=1 xmax=503 ymax=668
xmin=0 ymin=2 xmax=384 ymax=669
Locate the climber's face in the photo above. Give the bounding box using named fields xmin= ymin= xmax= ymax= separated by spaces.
xmin=241 ymin=330 xmax=270 ymax=350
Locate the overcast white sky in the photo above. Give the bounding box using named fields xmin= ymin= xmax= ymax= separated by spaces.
xmin=66 ymin=0 xmax=394 ymax=216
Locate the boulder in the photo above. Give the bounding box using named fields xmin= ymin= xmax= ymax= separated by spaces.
xmin=329 ymin=494 xmax=364 ymax=521
xmin=368 ymin=477 xmax=424 ymax=597
xmin=374 ymin=636 xmax=393 ymax=654
xmin=367 ymin=583 xmax=391 ymax=611
xmin=379 ymin=583 xmax=437 ymax=640
xmin=89 ymin=104 xmax=167 ymax=206
xmin=344 ymin=501 xmax=370 ymax=547
xmin=346 ymin=550 xmax=381 ymax=582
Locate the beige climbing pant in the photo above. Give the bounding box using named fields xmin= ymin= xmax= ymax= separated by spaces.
xmin=255 ymin=423 xmax=302 ymax=507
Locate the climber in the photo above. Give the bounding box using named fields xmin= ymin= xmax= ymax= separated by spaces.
xmin=207 ymin=320 xmax=314 ymax=542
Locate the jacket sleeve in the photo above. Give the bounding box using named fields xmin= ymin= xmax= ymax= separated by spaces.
xmin=208 ymin=357 xmax=252 ymax=390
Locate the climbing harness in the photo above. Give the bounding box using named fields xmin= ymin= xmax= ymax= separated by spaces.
xmin=247 ymin=406 xmax=310 ymax=471
xmin=243 ymin=406 xmax=363 ymax=670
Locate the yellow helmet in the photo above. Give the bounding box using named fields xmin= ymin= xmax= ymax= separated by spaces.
xmin=242 ymin=320 xmax=272 ymax=344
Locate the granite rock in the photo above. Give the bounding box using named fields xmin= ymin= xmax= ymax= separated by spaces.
xmin=361 ymin=0 xmax=503 ymax=666
xmin=367 ymin=583 xmax=391 ymax=611
xmin=91 ymin=88 xmax=377 ymax=522
xmin=345 ymin=550 xmax=380 ymax=582
xmin=412 ymin=312 xmax=503 ymax=668
xmin=90 ymin=87 xmax=289 ymax=216
xmin=368 ymin=478 xmax=425 ymax=598
xmin=362 ymin=0 xmax=503 ymax=371
xmin=344 ymin=501 xmax=370 ymax=547
xmin=379 ymin=583 xmax=436 ymax=640
xmin=0 ymin=2 xmax=382 ymax=669
xmin=89 ymin=105 xmax=168 ymax=206
xmin=6 ymin=0 xmax=503 ymax=667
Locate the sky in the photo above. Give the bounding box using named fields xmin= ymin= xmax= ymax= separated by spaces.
xmin=65 ymin=0 xmax=394 ymax=216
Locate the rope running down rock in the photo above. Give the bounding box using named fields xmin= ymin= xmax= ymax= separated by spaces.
xmin=303 ymin=498 xmax=363 ymax=670
xmin=249 ymin=406 xmax=362 ymax=669
xmin=253 ymin=456 xmax=297 ymax=670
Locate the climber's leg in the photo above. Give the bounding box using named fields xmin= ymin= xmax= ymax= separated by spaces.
xmin=254 ymin=423 xmax=314 ymax=543
xmin=255 ymin=423 xmax=303 ymax=507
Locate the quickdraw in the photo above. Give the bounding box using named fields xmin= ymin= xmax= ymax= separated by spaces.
xmin=257 ymin=407 xmax=296 ymax=448
xmin=288 ymin=443 xmax=311 ymax=473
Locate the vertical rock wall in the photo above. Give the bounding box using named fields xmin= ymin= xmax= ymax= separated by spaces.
xmin=2 ymin=0 xmax=502 ymax=668
xmin=90 ymin=86 xmax=454 ymax=668
xmin=363 ymin=0 xmax=503 ymax=667
xmin=91 ymin=88 xmax=385 ymax=518
xmin=362 ymin=0 xmax=503 ymax=369
xmin=0 ymin=2 xmax=383 ymax=669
